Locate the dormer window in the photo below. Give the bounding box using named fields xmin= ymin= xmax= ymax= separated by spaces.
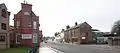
xmin=1 ymin=9 xmax=6 ymax=18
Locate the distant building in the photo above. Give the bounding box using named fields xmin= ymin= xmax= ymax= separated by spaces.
xmin=54 ymin=29 xmax=65 ymax=43
xmin=13 ymin=3 xmax=41 ymax=46
xmin=92 ymin=31 xmax=110 ymax=44
xmin=0 ymin=3 xmax=11 ymax=49
xmin=108 ymin=34 xmax=120 ymax=46
xmin=64 ymin=22 xmax=92 ymax=44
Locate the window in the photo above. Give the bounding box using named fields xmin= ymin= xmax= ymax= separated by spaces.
xmin=1 ymin=9 xmax=6 ymax=18
xmin=17 ymin=21 xmax=20 ymax=28
xmin=1 ymin=23 xmax=6 ymax=30
xmin=0 ymin=35 xmax=5 ymax=41
xmin=33 ymin=21 xmax=37 ymax=29
xmin=28 ymin=19 xmax=32 ymax=27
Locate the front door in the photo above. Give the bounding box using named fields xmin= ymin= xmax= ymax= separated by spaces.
xmin=16 ymin=33 xmax=21 ymax=44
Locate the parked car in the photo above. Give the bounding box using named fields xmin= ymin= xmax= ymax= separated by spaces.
xmin=44 ymin=41 xmax=47 ymax=43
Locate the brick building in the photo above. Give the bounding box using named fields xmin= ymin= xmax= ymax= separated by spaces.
xmin=9 ymin=26 xmax=15 ymax=46
xmin=64 ymin=22 xmax=92 ymax=44
xmin=14 ymin=3 xmax=42 ymax=46
xmin=39 ymin=30 xmax=43 ymax=43
xmin=0 ymin=3 xmax=10 ymax=49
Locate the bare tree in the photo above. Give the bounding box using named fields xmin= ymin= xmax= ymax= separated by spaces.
xmin=111 ymin=20 xmax=120 ymax=35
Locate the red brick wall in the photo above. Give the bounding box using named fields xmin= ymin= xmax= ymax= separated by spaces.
xmin=21 ymin=3 xmax=32 ymax=12
xmin=20 ymin=39 xmax=32 ymax=46
xmin=14 ymin=3 xmax=41 ymax=46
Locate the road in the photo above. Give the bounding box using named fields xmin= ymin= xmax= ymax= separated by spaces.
xmin=47 ymin=42 xmax=120 ymax=53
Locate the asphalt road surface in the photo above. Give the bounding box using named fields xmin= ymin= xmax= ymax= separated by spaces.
xmin=47 ymin=42 xmax=120 ymax=53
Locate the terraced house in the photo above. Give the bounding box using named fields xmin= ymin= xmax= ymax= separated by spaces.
xmin=64 ymin=22 xmax=92 ymax=44
xmin=14 ymin=3 xmax=42 ymax=46
xmin=0 ymin=3 xmax=10 ymax=49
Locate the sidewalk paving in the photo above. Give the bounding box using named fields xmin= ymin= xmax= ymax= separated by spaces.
xmin=39 ymin=47 xmax=56 ymax=53
xmin=39 ymin=42 xmax=64 ymax=53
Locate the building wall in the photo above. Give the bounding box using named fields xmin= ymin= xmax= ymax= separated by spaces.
xmin=14 ymin=3 xmax=40 ymax=46
xmin=0 ymin=3 xmax=10 ymax=49
xmin=64 ymin=30 xmax=69 ymax=43
xmin=73 ymin=27 xmax=80 ymax=43
xmin=39 ymin=31 xmax=43 ymax=43
xmin=9 ymin=27 xmax=16 ymax=45
xmin=68 ymin=30 xmax=72 ymax=42
xmin=64 ymin=22 xmax=92 ymax=44
xmin=108 ymin=36 xmax=120 ymax=46
xmin=79 ymin=23 xmax=92 ymax=44
xmin=0 ymin=43 xmax=7 ymax=49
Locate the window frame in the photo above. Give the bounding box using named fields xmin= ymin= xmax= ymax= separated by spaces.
xmin=16 ymin=21 xmax=20 ymax=28
xmin=1 ymin=9 xmax=7 ymax=18
xmin=0 ymin=34 xmax=6 ymax=42
xmin=1 ymin=23 xmax=6 ymax=30
xmin=33 ymin=21 xmax=37 ymax=29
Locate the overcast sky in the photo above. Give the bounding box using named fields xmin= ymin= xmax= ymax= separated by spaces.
xmin=0 ymin=0 xmax=120 ymax=37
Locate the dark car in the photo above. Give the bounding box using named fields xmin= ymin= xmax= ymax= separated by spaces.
xmin=44 ymin=41 xmax=47 ymax=43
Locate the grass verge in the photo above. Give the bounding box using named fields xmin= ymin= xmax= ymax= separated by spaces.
xmin=0 ymin=46 xmax=29 ymax=53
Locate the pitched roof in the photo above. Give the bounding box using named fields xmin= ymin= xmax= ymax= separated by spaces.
xmin=0 ymin=3 xmax=7 ymax=10
xmin=66 ymin=22 xmax=92 ymax=31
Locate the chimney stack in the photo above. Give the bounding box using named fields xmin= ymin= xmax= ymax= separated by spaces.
xmin=8 ymin=11 xmax=11 ymax=17
xmin=66 ymin=25 xmax=70 ymax=29
xmin=61 ymin=29 xmax=65 ymax=32
xmin=75 ymin=22 xmax=77 ymax=26
xmin=21 ymin=3 xmax=32 ymax=12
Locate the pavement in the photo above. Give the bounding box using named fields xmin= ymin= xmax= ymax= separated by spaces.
xmin=47 ymin=41 xmax=120 ymax=53
xmin=39 ymin=47 xmax=56 ymax=53
xmin=39 ymin=42 xmax=64 ymax=53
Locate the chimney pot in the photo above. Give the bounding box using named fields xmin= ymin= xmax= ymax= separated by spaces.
xmin=75 ymin=22 xmax=77 ymax=26
xmin=66 ymin=25 xmax=70 ymax=29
